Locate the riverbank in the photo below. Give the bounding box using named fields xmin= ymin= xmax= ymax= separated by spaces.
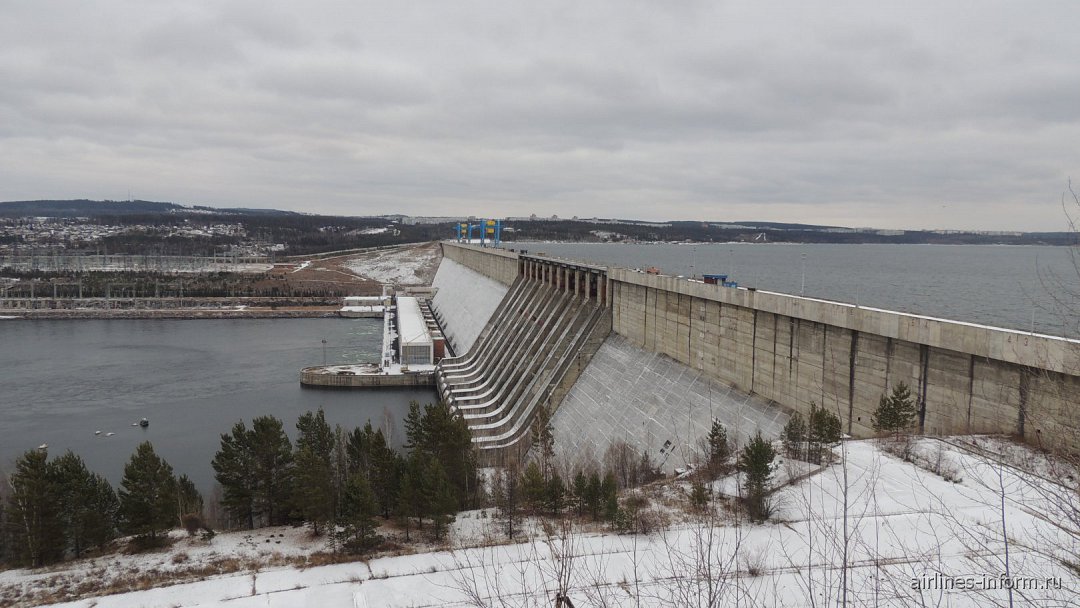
xmin=0 ymin=307 xmax=340 ymax=320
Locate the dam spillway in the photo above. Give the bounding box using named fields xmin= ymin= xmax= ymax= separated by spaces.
xmin=434 ymin=256 xmax=611 ymax=461
xmin=431 ymin=242 xmax=1080 ymax=464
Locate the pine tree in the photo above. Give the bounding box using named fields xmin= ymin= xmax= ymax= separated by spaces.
xmin=601 ymin=472 xmax=620 ymax=524
xmin=872 ymin=382 xmax=918 ymax=440
xmin=396 ymin=454 xmax=424 ymax=540
xmin=368 ymin=428 xmax=400 ymax=518
xmin=83 ymin=473 xmax=120 ymax=551
xmin=53 ymin=451 xmax=118 ymax=558
xmin=212 ymin=421 xmax=257 ymax=528
xmin=424 ymin=459 xmax=456 ymax=541
xmin=738 ymin=432 xmax=777 ymax=521
xmin=545 ymin=472 xmax=566 ymax=517
xmin=522 ymin=461 xmax=546 ymax=512
xmin=6 ymin=449 xmax=64 ymax=566
xmin=293 ymin=410 xmax=336 ymax=535
xmin=118 ymin=442 xmax=178 ymax=542
xmin=177 ymin=474 xmax=203 ymax=518
xmin=808 ymin=402 xmax=842 ymax=465
xmin=346 ymin=422 xmax=375 ymax=479
xmin=491 ymin=465 xmax=521 ymax=539
xmin=572 ymin=471 xmax=589 ymax=517
xmin=781 ymin=411 xmax=808 ymax=460
xmin=690 ymin=479 xmax=711 ymax=511
xmin=706 ymin=419 xmax=731 ymax=476
xmin=338 ymin=475 xmax=379 ymax=553
xmin=404 ymin=401 xmax=477 ymax=510
xmin=585 ymin=472 xmax=603 ymax=520
xmin=249 ymin=415 xmax=294 ymax=527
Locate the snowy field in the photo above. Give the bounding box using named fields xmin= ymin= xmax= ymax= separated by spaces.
xmin=344 ymin=244 xmax=440 ymax=286
xmin=4 ymin=439 xmax=1076 ymax=607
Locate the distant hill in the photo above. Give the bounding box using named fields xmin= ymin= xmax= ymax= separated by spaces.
xmin=0 ymin=200 xmax=300 ymax=218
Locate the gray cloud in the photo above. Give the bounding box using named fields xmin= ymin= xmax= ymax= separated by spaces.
xmin=1 ymin=0 xmax=1079 ymax=230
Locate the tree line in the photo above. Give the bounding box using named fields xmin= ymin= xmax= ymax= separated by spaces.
xmin=0 ymin=400 xmax=476 ymax=567
xmin=0 ymin=442 xmax=201 ymax=567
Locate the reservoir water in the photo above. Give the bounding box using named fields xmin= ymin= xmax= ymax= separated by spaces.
xmin=2 ymin=243 xmax=1077 ymax=491
xmin=524 ymin=243 xmax=1079 ymax=337
xmin=0 ymin=318 xmax=434 ymax=491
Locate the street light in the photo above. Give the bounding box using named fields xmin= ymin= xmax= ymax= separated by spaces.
xmin=800 ymin=252 xmax=807 ymax=296
xmin=321 ymin=339 xmax=327 ymax=366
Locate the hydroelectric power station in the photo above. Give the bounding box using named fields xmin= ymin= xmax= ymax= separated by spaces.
xmin=429 ymin=242 xmax=1080 ymax=465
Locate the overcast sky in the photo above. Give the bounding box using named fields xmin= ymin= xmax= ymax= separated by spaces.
xmin=2 ymin=1 xmax=1080 ymax=230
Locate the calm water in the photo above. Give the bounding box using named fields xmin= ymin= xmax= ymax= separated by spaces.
xmin=0 ymin=318 xmax=435 ymax=491
xmin=523 ymin=243 xmax=1079 ymax=337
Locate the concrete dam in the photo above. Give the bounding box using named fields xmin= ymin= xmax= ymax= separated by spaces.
xmin=430 ymin=242 xmax=1080 ymax=464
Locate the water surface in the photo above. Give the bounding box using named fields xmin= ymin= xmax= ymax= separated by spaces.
xmin=0 ymin=318 xmax=433 ymax=491
xmin=523 ymin=243 xmax=1078 ymax=336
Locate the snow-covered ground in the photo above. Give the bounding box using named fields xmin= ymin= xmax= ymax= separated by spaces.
xmin=4 ymin=439 xmax=1076 ymax=607
xmin=344 ymin=244 xmax=440 ymax=286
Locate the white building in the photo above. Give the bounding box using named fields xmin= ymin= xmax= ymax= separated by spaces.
xmin=396 ymin=297 xmax=433 ymax=366
xmin=339 ymin=295 xmax=390 ymax=318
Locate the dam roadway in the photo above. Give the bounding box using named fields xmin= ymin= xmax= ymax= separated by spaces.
xmin=429 ymin=242 xmax=1080 ymax=465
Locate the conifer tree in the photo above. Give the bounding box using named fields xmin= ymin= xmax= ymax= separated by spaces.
xmin=585 ymin=472 xmax=603 ymax=520
xmin=368 ymin=428 xmax=400 ymax=518
xmin=177 ymin=474 xmax=203 ymax=518
xmin=738 ymin=431 xmax=776 ymax=521
xmin=491 ymin=463 xmax=521 ymax=539
xmin=404 ymin=401 xmax=478 ymax=510
xmin=424 ymin=459 xmax=456 ymax=541
xmin=346 ymin=422 xmax=376 ymax=479
xmin=212 ymin=421 xmax=256 ymax=528
xmin=53 ymin=451 xmax=118 ymax=558
xmin=249 ymin=415 xmax=294 ymax=526
xmin=118 ymin=442 xmax=178 ymax=542
xmin=872 ymin=382 xmax=918 ymax=440
xmin=396 ymin=453 xmax=425 ymax=540
xmin=572 ymin=471 xmax=589 ymax=517
xmin=706 ymin=419 xmax=731 ymax=476
xmin=293 ymin=410 xmax=335 ymax=534
xmin=781 ymin=411 xmax=808 ymax=460
xmin=807 ymin=402 xmax=842 ymax=465
xmin=6 ymin=449 xmax=63 ymax=566
xmin=690 ymin=479 xmax=711 ymax=511
xmin=338 ymin=475 xmax=379 ymax=553
xmin=601 ymin=472 xmax=620 ymax=523
xmin=545 ymin=472 xmax=566 ymax=517
xmin=83 ymin=473 xmax=120 ymax=551
xmin=522 ymin=461 xmax=546 ymax=512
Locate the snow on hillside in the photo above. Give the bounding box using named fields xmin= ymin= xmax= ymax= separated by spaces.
xmin=4 ymin=439 xmax=1076 ymax=607
xmin=344 ymin=243 xmax=441 ymax=286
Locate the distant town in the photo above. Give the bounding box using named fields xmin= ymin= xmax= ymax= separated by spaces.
xmin=0 ymin=200 xmax=1075 ymax=263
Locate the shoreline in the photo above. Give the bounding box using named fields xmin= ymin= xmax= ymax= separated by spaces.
xmin=0 ymin=308 xmax=341 ymax=320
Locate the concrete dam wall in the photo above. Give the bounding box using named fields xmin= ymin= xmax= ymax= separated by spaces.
xmin=610 ymin=270 xmax=1080 ymax=450
xmin=430 ymin=257 xmax=509 ymax=355
xmin=435 ymin=242 xmax=1080 ymax=461
xmin=435 ymin=250 xmax=611 ymax=461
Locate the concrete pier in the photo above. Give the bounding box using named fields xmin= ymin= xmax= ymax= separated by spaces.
xmin=300 ymin=365 xmax=436 ymax=388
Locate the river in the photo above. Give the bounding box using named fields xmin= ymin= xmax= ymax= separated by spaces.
xmin=0 ymin=318 xmax=433 ymax=491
